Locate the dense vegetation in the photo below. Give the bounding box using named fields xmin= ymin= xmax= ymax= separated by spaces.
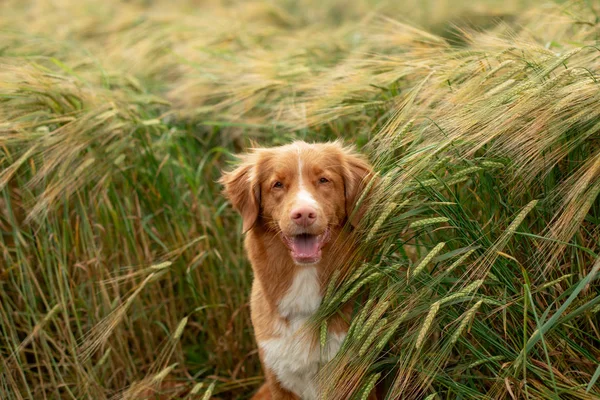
xmin=1 ymin=0 xmax=599 ymax=399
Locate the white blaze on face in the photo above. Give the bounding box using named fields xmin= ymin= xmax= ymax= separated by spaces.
xmin=295 ymin=145 xmax=319 ymax=209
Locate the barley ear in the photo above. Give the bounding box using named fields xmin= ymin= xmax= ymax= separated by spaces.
xmin=505 ymin=200 xmax=538 ymax=235
xmin=339 ymin=272 xmax=382 ymax=304
xmin=450 ymin=300 xmax=483 ymax=345
xmin=366 ymin=201 xmax=398 ymax=242
xmin=347 ymin=297 xmax=376 ymax=339
xmin=411 ymin=242 xmax=445 ymax=279
xmin=202 ymin=381 xmax=216 ymax=400
xmin=358 ymin=372 xmax=381 ymax=400
xmin=320 ymin=320 xmax=328 ymax=352
xmin=445 ymin=249 xmax=476 ymax=275
xmin=415 ymin=300 xmax=440 ymax=350
xmin=359 ymin=318 xmax=388 ymax=357
xmin=357 ymin=300 xmax=390 ymax=341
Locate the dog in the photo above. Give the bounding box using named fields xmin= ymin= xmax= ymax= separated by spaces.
xmin=220 ymin=140 xmax=375 ymax=400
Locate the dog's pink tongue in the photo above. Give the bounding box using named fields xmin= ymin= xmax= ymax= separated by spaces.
xmin=291 ymin=235 xmax=320 ymax=257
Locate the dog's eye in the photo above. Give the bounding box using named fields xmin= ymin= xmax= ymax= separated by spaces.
xmin=319 ymin=177 xmax=329 ymax=184
xmin=273 ymin=181 xmax=283 ymax=189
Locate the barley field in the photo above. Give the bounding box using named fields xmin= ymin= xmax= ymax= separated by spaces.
xmin=1 ymin=0 xmax=599 ymax=399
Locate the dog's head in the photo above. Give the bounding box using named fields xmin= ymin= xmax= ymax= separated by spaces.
xmin=220 ymin=141 xmax=374 ymax=265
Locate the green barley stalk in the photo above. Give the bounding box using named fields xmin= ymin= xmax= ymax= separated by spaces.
xmin=320 ymin=320 xmax=328 ymax=350
xmin=359 ymin=318 xmax=388 ymax=356
xmin=505 ymin=200 xmax=538 ymax=235
xmin=542 ymin=48 xmax=582 ymax=77
xmin=390 ymin=119 xmax=415 ymax=149
xmin=538 ymin=68 xmax=573 ymax=93
xmin=482 ymin=298 xmax=503 ymax=306
xmin=149 ymin=261 xmax=172 ymax=271
xmin=445 ymin=249 xmax=477 ymax=276
xmin=538 ymin=274 xmax=573 ymax=290
xmin=173 ymin=317 xmax=188 ymax=341
xmin=487 ymin=271 xmax=500 ymax=282
xmin=443 ymin=175 xmax=470 ymax=187
xmin=189 ymin=383 xmax=204 ymax=396
xmin=151 ymin=362 xmax=178 ymax=383
xmin=339 ymin=273 xmax=383 ymax=305
xmin=452 ymin=166 xmax=482 ymax=179
xmin=96 ymin=348 xmax=112 ymax=369
xmin=375 ymin=317 xmax=404 ymax=351
xmin=366 ymin=202 xmax=398 ymax=242
xmin=480 ymin=161 xmax=505 ymax=169
xmin=429 ymin=155 xmax=452 ymax=173
xmin=411 ymin=242 xmax=445 ymax=279
xmin=324 ymin=270 xmax=342 ymax=302
xmin=414 ymin=178 xmax=438 ymax=188
xmin=367 ymin=199 xmax=409 ymax=241
xmin=424 ymin=393 xmax=438 ymax=400
xmin=358 ymin=372 xmax=381 ymax=400
xmin=450 ymin=300 xmax=484 ymax=345
xmin=440 ymin=280 xmax=484 ymax=305
xmin=499 ymin=80 xmax=537 ymax=103
xmin=415 ymin=300 xmax=440 ymax=350
xmin=486 ymin=79 xmax=516 ymax=98
xmin=484 ymin=59 xmax=515 ymax=80
xmin=202 ymin=381 xmax=216 ymax=400
xmin=467 ymin=355 xmax=505 ymax=369
xmin=347 ymin=297 xmax=376 ymax=338
xmin=409 ymin=217 xmax=449 ymax=229
xmin=345 ymin=263 xmax=371 ymax=290
xmin=356 ymin=301 xmax=391 ymax=341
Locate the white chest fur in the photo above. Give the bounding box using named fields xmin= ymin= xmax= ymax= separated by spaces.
xmin=259 ymin=267 xmax=346 ymax=400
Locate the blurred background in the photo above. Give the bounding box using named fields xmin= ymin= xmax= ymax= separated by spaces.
xmin=1 ymin=0 xmax=599 ymax=399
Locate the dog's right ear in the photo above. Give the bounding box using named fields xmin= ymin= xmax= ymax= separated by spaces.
xmin=341 ymin=147 xmax=377 ymax=228
xmin=220 ymin=157 xmax=260 ymax=233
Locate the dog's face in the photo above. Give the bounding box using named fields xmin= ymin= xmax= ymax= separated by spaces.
xmin=221 ymin=141 xmax=373 ymax=264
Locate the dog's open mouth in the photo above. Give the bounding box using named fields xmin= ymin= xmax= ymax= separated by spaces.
xmin=282 ymin=229 xmax=330 ymax=264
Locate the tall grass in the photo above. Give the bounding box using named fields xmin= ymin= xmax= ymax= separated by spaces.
xmin=1 ymin=0 xmax=598 ymax=399
xmin=315 ymin=4 xmax=600 ymax=398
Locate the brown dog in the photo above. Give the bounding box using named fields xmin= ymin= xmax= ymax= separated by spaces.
xmin=221 ymin=141 xmax=374 ymax=399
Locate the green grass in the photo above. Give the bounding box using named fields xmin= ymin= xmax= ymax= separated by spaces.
xmin=1 ymin=0 xmax=599 ymax=399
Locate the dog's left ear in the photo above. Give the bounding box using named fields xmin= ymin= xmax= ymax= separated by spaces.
xmin=342 ymin=147 xmax=376 ymax=228
xmin=220 ymin=156 xmax=261 ymax=233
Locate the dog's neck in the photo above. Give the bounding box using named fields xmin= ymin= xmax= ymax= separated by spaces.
xmin=245 ymin=224 xmax=351 ymax=318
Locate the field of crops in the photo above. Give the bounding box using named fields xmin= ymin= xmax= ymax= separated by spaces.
xmin=1 ymin=0 xmax=599 ymax=399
